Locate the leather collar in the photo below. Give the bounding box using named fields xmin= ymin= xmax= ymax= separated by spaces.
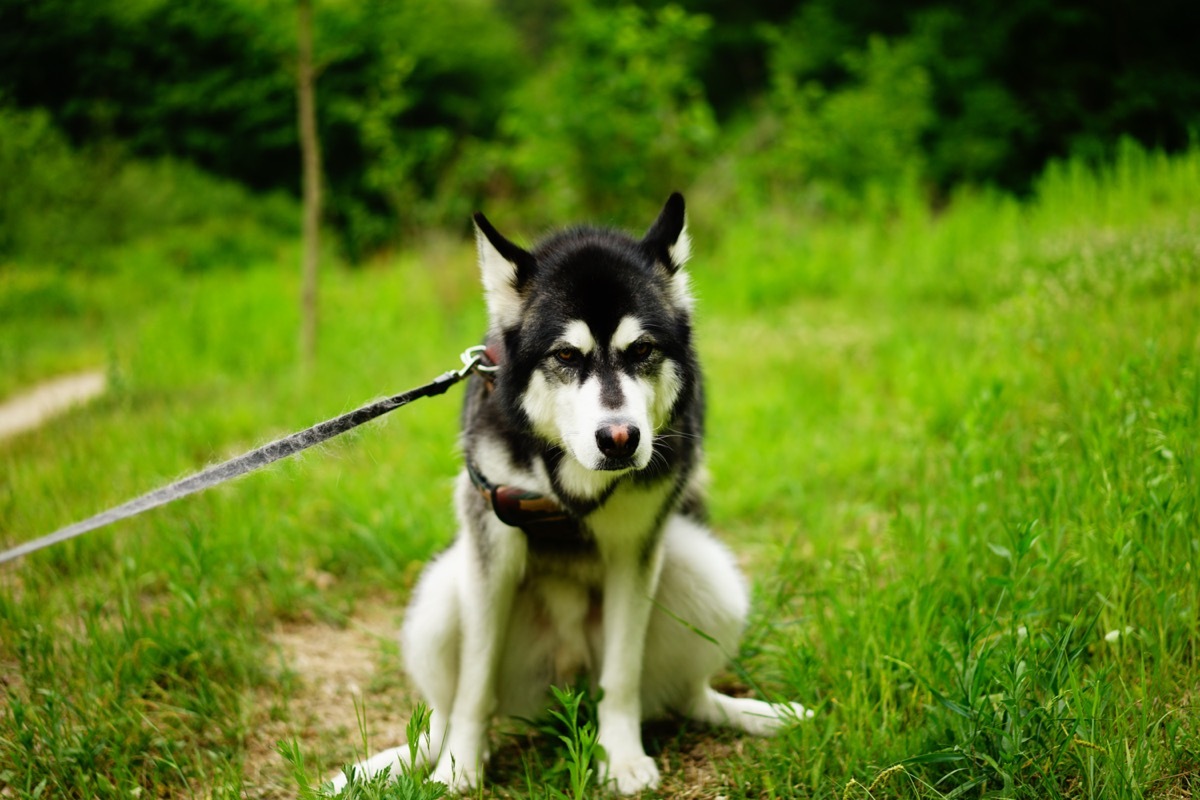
xmin=465 ymin=458 xmax=593 ymax=553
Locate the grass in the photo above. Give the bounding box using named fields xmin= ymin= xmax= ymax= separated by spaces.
xmin=1 ymin=143 xmax=1198 ymax=798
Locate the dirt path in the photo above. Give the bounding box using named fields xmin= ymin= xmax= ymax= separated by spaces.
xmin=241 ymin=602 xmax=417 ymax=798
xmin=0 ymin=370 xmax=106 ymax=440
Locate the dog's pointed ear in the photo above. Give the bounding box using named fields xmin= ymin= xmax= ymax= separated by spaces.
xmin=642 ymin=192 xmax=694 ymax=312
xmin=641 ymin=192 xmax=690 ymax=274
xmin=474 ymin=211 xmax=535 ymax=329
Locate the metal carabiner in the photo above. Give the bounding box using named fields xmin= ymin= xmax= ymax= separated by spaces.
xmin=457 ymin=344 xmax=498 ymax=379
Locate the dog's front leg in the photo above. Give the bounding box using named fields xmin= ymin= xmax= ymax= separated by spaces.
xmin=434 ymin=527 xmax=524 ymax=792
xmin=597 ymin=543 xmax=664 ymax=795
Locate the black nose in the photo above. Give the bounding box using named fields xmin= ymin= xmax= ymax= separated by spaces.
xmin=596 ymin=422 xmax=640 ymax=459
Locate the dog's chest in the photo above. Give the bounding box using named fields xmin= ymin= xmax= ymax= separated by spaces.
xmin=511 ymin=478 xmax=680 ymax=685
xmin=581 ymin=478 xmax=675 ymax=552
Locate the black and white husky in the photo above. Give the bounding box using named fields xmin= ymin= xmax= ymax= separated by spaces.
xmin=331 ymin=194 xmax=809 ymax=795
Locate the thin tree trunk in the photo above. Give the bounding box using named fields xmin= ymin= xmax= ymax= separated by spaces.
xmin=296 ymin=0 xmax=321 ymax=368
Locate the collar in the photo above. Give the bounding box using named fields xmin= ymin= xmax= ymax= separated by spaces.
xmin=465 ymin=458 xmax=593 ymax=553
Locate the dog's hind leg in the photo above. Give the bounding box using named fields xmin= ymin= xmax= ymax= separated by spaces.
xmin=680 ymin=686 xmax=813 ymax=735
xmin=400 ymin=550 xmax=461 ymax=776
xmin=641 ymin=515 xmax=814 ymax=736
xmin=402 ymin=549 xmax=461 ymax=746
xmin=325 ymin=706 xmax=451 ymax=793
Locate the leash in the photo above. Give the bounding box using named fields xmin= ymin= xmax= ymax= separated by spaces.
xmin=0 ymin=345 xmax=497 ymax=566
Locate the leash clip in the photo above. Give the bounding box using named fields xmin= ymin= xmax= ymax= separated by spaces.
xmin=458 ymin=344 xmax=499 ymax=379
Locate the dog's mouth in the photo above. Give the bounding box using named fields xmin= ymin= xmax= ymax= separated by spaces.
xmin=595 ymin=455 xmax=638 ymax=472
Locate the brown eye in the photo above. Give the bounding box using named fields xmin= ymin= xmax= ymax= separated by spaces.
xmin=630 ymin=342 xmax=654 ymax=361
xmin=555 ymin=348 xmax=581 ymax=365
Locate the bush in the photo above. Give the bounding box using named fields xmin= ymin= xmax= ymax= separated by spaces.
xmin=0 ymin=104 xmax=296 ymax=271
xmin=317 ymin=0 xmax=524 ymax=254
xmin=497 ymin=1 xmax=718 ymax=226
xmin=739 ymin=30 xmax=934 ymax=216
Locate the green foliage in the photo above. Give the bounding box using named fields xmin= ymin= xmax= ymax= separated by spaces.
xmin=756 ymin=0 xmax=1200 ymax=185
xmin=0 ymin=0 xmax=524 ymax=257
xmin=698 ymin=139 xmax=1200 ymax=311
xmin=0 ymin=0 xmax=299 ymax=186
xmin=0 ymin=106 xmax=92 ymax=263
xmin=316 ymin=0 xmax=524 ymax=253
xmin=5 ymin=0 xmax=1198 ymax=255
xmin=0 ymin=105 xmax=297 ymax=271
xmin=0 ymin=243 xmax=481 ymax=795
xmin=905 ymin=7 xmax=1030 ymax=185
xmin=497 ymin=1 xmax=717 ymax=224
xmin=699 ymin=144 xmax=1200 ymax=799
xmin=541 ymin=686 xmax=601 ymax=800
xmin=749 ymin=31 xmax=934 ymax=213
xmin=0 ymin=544 xmax=265 ymax=797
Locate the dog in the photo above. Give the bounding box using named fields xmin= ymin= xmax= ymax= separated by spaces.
xmin=330 ymin=193 xmax=810 ymax=795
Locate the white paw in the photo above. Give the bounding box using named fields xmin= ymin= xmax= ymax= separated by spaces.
xmin=789 ymin=701 xmax=816 ymax=720
xmin=325 ymin=764 xmax=382 ymax=795
xmin=325 ymin=746 xmax=412 ymax=794
xmin=431 ymin=758 xmax=479 ymax=794
xmin=326 ymin=770 xmax=350 ymax=795
xmin=743 ymin=701 xmax=816 ymax=736
xmin=605 ymin=754 xmax=660 ymax=795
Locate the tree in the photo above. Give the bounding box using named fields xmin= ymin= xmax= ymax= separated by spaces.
xmin=296 ymin=0 xmax=321 ymax=367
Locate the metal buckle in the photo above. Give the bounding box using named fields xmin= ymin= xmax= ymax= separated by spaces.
xmin=458 ymin=344 xmax=498 ymax=378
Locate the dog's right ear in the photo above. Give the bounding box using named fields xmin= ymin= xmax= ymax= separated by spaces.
xmin=641 ymin=192 xmax=690 ymax=273
xmin=474 ymin=212 xmax=535 ymax=329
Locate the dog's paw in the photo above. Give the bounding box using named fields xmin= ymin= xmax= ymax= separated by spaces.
xmin=325 ymin=770 xmax=350 ymax=795
xmin=743 ymin=701 xmax=816 ymax=736
xmin=324 ymin=746 xmax=413 ymax=794
xmin=431 ymin=758 xmax=480 ymax=795
xmin=790 ymin=701 xmax=817 ymax=721
xmin=605 ymin=754 xmax=660 ymax=795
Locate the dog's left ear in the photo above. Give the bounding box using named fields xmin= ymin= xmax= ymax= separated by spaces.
xmin=641 ymin=192 xmax=691 ymax=274
xmin=474 ymin=211 xmax=535 ymax=329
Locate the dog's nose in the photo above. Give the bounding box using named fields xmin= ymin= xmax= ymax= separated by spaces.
xmin=596 ymin=422 xmax=640 ymax=460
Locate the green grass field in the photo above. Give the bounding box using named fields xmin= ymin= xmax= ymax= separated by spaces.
xmin=2 ymin=145 xmax=1198 ymax=798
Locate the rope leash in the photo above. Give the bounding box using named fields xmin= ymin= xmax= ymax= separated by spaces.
xmin=0 ymin=345 xmax=496 ymax=566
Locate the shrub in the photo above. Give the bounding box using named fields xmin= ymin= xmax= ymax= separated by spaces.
xmin=498 ymin=1 xmax=718 ymax=226
xmin=0 ymin=104 xmax=296 ymax=271
xmin=742 ymin=30 xmax=935 ymax=216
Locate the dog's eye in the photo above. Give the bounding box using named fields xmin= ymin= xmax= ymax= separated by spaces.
xmin=555 ymin=348 xmax=581 ymax=365
xmin=629 ymin=342 xmax=654 ymax=361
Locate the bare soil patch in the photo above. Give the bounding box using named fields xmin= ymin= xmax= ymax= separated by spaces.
xmin=241 ymin=600 xmax=415 ymax=798
xmin=0 ymin=370 xmax=106 ymax=441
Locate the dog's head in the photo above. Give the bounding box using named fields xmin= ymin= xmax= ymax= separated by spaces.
xmin=474 ymin=194 xmax=697 ymax=478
